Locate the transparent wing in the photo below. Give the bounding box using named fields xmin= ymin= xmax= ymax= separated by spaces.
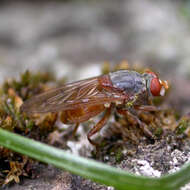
xmin=21 ymin=76 xmax=125 ymax=114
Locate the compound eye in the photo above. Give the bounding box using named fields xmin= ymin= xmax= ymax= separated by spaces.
xmin=150 ymin=78 xmax=162 ymax=96
xmin=145 ymin=70 xmax=158 ymax=78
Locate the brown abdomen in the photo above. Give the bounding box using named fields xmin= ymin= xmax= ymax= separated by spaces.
xmin=60 ymin=104 xmax=105 ymax=124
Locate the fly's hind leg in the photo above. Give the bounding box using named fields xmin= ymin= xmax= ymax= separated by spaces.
xmin=117 ymin=108 xmax=154 ymax=139
xmin=87 ymin=107 xmax=112 ymax=146
xmin=72 ymin=123 xmax=79 ymax=137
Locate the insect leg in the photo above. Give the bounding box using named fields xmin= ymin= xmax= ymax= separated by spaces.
xmin=134 ymin=105 xmax=161 ymax=112
xmin=87 ymin=107 xmax=112 ymax=146
xmin=116 ymin=108 xmax=154 ymax=139
xmin=72 ymin=123 xmax=79 ymax=137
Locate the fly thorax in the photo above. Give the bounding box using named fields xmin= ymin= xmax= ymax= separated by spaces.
xmin=109 ymin=70 xmax=146 ymax=96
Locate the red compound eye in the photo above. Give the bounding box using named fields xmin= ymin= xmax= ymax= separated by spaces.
xmin=150 ymin=78 xmax=162 ymax=96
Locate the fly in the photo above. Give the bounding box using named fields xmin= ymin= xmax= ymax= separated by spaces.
xmin=21 ymin=70 xmax=169 ymax=145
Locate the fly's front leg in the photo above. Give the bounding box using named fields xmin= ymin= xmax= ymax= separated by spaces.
xmin=87 ymin=107 xmax=112 ymax=146
xmin=116 ymin=108 xmax=154 ymax=139
xmin=134 ymin=105 xmax=161 ymax=112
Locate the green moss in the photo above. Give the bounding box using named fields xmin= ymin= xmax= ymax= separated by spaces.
xmin=2 ymin=70 xmax=55 ymax=99
xmin=115 ymin=148 xmax=123 ymax=163
xmin=176 ymin=118 xmax=189 ymax=135
xmin=0 ymin=71 xmax=58 ymax=186
xmin=154 ymin=127 xmax=163 ymax=137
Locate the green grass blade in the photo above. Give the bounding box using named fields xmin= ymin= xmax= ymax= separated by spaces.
xmin=0 ymin=128 xmax=189 ymax=190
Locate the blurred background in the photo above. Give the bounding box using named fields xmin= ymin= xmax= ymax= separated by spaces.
xmin=0 ymin=0 xmax=190 ymax=113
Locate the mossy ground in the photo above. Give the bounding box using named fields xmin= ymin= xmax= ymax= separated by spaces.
xmin=0 ymin=63 xmax=190 ymax=189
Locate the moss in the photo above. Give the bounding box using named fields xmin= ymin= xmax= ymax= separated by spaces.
xmin=154 ymin=127 xmax=163 ymax=137
xmin=115 ymin=148 xmax=123 ymax=163
xmin=0 ymin=63 xmax=189 ymax=186
xmin=176 ymin=117 xmax=190 ymax=135
xmin=0 ymin=71 xmax=58 ymax=186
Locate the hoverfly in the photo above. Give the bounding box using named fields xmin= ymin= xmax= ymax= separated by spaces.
xmin=21 ymin=70 xmax=169 ymax=145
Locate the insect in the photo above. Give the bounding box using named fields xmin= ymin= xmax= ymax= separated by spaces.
xmin=21 ymin=70 xmax=169 ymax=145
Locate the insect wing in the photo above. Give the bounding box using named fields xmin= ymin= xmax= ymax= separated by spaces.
xmin=21 ymin=76 xmax=124 ymax=114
